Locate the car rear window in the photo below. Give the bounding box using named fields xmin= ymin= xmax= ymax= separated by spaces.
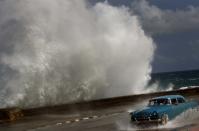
xmin=177 ymin=97 xmax=185 ymax=103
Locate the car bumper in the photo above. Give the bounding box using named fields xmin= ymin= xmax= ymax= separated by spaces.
xmin=132 ymin=117 xmax=161 ymax=124
xmin=135 ymin=119 xmax=161 ymax=123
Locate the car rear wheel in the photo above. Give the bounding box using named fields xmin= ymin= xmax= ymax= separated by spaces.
xmin=161 ymin=114 xmax=168 ymax=125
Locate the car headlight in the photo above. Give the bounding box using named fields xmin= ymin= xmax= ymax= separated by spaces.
xmin=151 ymin=111 xmax=158 ymax=116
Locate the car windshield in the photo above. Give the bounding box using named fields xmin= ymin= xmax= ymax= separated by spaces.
xmin=148 ymin=98 xmax=170 ymax=106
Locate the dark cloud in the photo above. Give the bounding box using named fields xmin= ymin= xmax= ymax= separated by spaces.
xmin=152 ymin=31 xmax=199 ymax=72
xmin=131 ymin=0 xmax=199 ymax=35
xmin=149 ymin=0 xmax=199 ymax=10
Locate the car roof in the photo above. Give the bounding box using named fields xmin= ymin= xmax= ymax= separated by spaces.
xmin=151 ymin=95 xmax=184 ymax=100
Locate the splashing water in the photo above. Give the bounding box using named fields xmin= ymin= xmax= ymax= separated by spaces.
xmin=0 ymin=0 xmax=154 ymax=108
xmin=119 ymin=106 xmax=199 ymax=131
xmin=162 ymin=107 xmax=199 ymax=129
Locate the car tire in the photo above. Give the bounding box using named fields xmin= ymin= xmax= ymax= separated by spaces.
xmin=161 ymin=114 xmax=168 ymax=125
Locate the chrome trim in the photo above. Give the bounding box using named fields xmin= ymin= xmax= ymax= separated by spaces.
xmin=134 ymin=118 xmax=161 ymax=123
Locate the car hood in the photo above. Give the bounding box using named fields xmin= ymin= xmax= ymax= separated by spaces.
xmin=133 ymin=105 xmax=170 ymax=115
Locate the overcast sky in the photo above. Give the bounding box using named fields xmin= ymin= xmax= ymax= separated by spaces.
xmin=91 ymin=0 xmax=199 ymax=73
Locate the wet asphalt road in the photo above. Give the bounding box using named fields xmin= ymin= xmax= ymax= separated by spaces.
xmin=28 ymin=110 xmax=199 ymax=131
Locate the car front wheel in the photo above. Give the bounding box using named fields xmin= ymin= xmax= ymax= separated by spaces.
xmin=161 ymin=114 xmax=169 ymax=125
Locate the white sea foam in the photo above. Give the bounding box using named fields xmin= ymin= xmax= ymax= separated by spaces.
xmin=0 ymin=0 xmax=155 ymax=108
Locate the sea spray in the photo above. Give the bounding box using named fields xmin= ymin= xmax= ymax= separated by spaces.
xmin=0 ymin=0 xmax=155 ymax=108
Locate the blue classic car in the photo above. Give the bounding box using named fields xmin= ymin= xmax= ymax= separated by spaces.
xmin=130 ymin=95 xmax=198 ymax=125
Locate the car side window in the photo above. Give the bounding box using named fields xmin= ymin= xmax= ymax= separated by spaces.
xmin=171 ymin=98 xmax=177 ymax=105
xmin=177 ymin=97 xmax=185 ymax=103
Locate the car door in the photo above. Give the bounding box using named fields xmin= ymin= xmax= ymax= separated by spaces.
xmin=177 ymin=97 xmax=187 ymax=112
xmin=171 ymin=98 xmax=181 ymax=118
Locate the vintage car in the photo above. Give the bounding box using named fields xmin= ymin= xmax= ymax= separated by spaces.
xmin=130 ymin=95 xmax=199 ymax=125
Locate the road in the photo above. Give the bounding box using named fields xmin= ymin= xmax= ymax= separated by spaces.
xmin=31 ymin=101 xmax=199 ymax=131
xmin=1 ymin=102 xmax=199 ymax=131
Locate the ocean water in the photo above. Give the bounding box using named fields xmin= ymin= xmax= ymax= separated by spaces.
xmin=149 ymin=69 xmax=199 ymax=90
